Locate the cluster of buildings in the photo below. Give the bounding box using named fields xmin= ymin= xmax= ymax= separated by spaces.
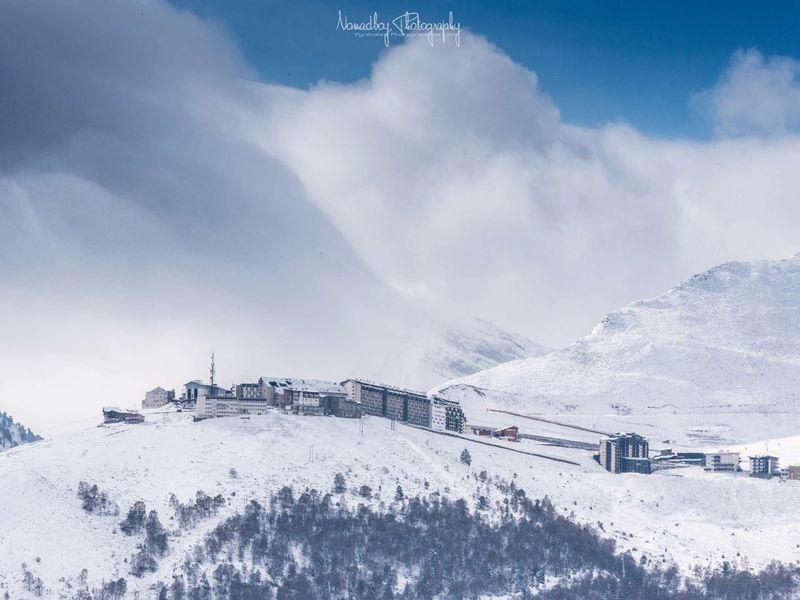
xmin=596 ymin=433 xmax=800 ymax=481
xmin=141 ymin=373 xmax=467 ymax=434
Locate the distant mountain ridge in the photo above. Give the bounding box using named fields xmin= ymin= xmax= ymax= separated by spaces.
xmin=423 ymin=317 xmax=551 ymax=381
xmin=371 ymin=316 xmax=551 ymax=390
xmin=436 ymin=255 xmax=800 ymax=416
xmin=0 ymin=411 xmax=40 ymax=451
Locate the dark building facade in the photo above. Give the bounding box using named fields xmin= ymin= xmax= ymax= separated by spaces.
xmin=340 ymin=380 xmax=466 ymax=432
xmin=103 ymin=407 xmax=145 ymax=424
xmin=442 ymin=400 xmax=467 ymax=434
xmin=323 ymin=395 xmax=362 ymax=419
xmin=599 ymin=433 xmax=650 ymax=474
xmin=750 ymin=455 xmax=780 ymax=478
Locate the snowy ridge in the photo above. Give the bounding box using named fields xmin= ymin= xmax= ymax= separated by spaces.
xmin=436 ymin=255 xmax=800 ymax=415
xmin=372 ymin=316 xmax=550 ymax=390
xmin=0 ymin=411 xmax=39 ymax=452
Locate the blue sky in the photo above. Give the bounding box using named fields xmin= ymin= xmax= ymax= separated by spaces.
xmin=171 ymin=0 xmax=800 ymax=138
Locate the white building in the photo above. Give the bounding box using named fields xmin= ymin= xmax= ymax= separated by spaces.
xmin=704 ymin=452 xmax=740 ymax=472
xmin=235 ymin=383 xmax=260 ymax=399
xmin=142 ymin=387 xmax=173 ymax=409
xmin=430 ymin=399 xmax=447 ymax=431
xmin=196 ymin=391 xmax=240 ymax=418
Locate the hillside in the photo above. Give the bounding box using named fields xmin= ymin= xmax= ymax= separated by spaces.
xmin=0 ymin=411 xmax=39 ymax=452
xmin=2 ymin=411 xmax=800 ymax=597
xmin=436 ymin=255 xmax=800 ymax=417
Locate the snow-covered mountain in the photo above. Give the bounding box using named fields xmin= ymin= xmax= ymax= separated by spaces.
xmin=369 ymin=316 xmax=551 ymax=390
xmin=436 ymin=255 xmax=800 ymax=416
xmin=2 ymin=410 xmax=800 ymax=598
xmin=0 ymin=411 xmax=39 ymax=451
xmin=426 ymin=317 xmax=551 ymax=380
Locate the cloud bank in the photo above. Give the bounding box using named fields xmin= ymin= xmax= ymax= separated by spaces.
xmin=2 ymin=0 xmax=800 ymax=429
xmin=262 ymin=36 xmax=800 ymax=347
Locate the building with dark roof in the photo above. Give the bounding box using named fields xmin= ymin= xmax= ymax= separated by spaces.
xmin=599 ymin=433 xmax=650 ymax=474
xmin=750 ymin=455 xmax=780 ymax=478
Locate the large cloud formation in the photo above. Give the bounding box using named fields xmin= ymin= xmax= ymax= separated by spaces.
xmin=0 ymin=0 xmax=405 ymax=430
xmin=2 ymin=0 xmax=800 ymax=429
xmin=263 ymin=37 xmax=800 ymax=346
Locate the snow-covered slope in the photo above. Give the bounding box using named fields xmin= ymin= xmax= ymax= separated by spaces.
xmin=425 ymin=317 xmax=551 ymax=380
xmin=0 ymin=411 xmax=39 ymax=452
xmin=1 ymin=410 xmax=800 ymax=598
xmin=371 ymin=316 xmax=550 ymax=390
xmin=437 ymin=255 xmax=800 ymax=416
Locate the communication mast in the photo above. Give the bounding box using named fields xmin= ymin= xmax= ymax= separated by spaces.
xmin=210 ymin=351 xmax=216 ymax=392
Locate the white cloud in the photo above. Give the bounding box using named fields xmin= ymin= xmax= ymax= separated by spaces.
xmin=261 ymin=35 xmax=800 ymax=349
xmin=695 ymin=48 xmax=800 ymax=136
xmin=4 ymin=3 xmax=800 ymax=430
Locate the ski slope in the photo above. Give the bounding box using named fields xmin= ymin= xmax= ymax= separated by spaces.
xmin=1 ymin=410 xmax=799 ymax=597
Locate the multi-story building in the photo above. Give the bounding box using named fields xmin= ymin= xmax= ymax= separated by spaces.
xmin=142 ymin=387 xmax=175 ymax=409
xmin=341 ymin=380 xmax=467 ymax=432
xmin=599 ymin=433 xmax=650 ymax=474
xmin=785 ymin=465 xmax=800 ymax=480
xmin=235 ymin=383 xmax=260 ymax=399
xmin=750 ymin=455 xmax=780 ymax=478
xmin=342 ymin=379 xmax=431 ymax=427
xmin=704 ymin=452 xmax=740 ymax=472
xmin=182 ymin=380 xmax=228 ymax=406
xmin=196 ymin=388 xmax=238 ymax=419
xmin=258 ymin=377 xmax=346 ymax=414
xmin=442 ymin=399 xmax=467 ymax=434
xmin=195 ymin=384 xmax=273 ymax=419
xmin=324 ymin=395 xmax=362 ymax=418
xmin=429 ymin=397 xmax=467 ymax=433
xmin=431 ymin=400 xmax=446 ymax=431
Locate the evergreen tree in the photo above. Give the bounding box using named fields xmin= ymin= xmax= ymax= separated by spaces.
xmin=333 ymin=473 xmax=346 ymax=494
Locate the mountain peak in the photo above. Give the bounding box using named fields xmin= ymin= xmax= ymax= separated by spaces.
xmin=438 ymin=254 xmax=800 ymax=416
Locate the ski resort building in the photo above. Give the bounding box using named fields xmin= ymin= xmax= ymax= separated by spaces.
xmin=342 ymin=379 xmax=431 ymax=426
xmin=749 ymin=455 xmax=780 ymax=478
xmin=235 ymin=383 xmax=260 ymax=399
xmin=196 ymin=381 xmax=277 ymax=419
xmin=323 ymin=395 xmax=362 ymax=418
xmin=257 ymin=377 xmax=347 ymax=415
xmin=182 ymin=380 xmax=228 ymax=406
xmin=599 ymin=433 xmax=650 ymax=474
xmin=188 ymin=370 xmax=466 ymax=431
xmin=196 ymin=393 xmax=238 ymax=419
xmin=704 ymin=452 xmax=740 ymax=472
xmin=466 ymin=424 xmax=494 ymax=437
xmin=494 ymin=426 xmax=520 ymax=441
xmin=341 ymin=379 xmax=466 ymax=433
xmin=103 ymin=407 xmax=145 ymax=424
xmin=142 ymin=387 xmax=175 ymax=409
xmin=786 ymin=465 xmax=800 ymax=480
